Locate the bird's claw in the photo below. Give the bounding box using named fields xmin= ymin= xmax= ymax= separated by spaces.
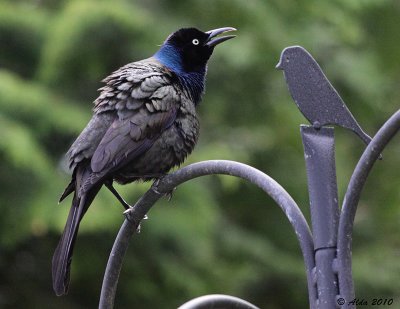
xmin=123 ymin=208 xmax=148 ymax=233
xmin=152 ymin=177 xmax=175 ymax=200
xmin=136 ymin=215 xmax=149 ymax=233
xmin=165 ymin=187 xmax=176 ymax=201
xmin=123 ymin=206 xmax=134 ymax=215
xmin=151 ymin=177 xmax=164 ymax=195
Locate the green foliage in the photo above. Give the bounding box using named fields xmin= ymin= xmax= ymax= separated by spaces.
xmin=38 ymin=0 xmax=152 ymax=101
xmin=0 ymin=0 xmax=399 ymax=307
xmin=0 ymin=2 xmax=48 ymax=78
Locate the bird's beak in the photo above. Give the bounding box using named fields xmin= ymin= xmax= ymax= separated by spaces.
xmin=205 ymin=27 xmax=237 ymax=47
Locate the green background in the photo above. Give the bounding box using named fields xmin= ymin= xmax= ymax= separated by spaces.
xmin=0 ymin=0 xmax=399 ymax=308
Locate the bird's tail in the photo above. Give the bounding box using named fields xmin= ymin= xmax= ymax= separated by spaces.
xmin=354 ymin=127 xmax=372 ymax=146
xmin=352 ymin=127 xmax=383 ymax=159
xmin=52 ymin=166 xmax=101 ymax=296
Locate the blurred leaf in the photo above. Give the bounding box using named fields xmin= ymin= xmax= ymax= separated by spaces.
xmin=0 ymin=2 xmax=48 ymax=78
xmin=38 ymin=0 xmax=152 ymax=101
xmin=0 ymin=114 xmax=51 ymax=175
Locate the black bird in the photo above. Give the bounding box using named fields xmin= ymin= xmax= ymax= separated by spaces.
xmin=276 ymin=46 xmax=372 ymax=145
xmin=52 ymin=27 xmax=236 ymax=296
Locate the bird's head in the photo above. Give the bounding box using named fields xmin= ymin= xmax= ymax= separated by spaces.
xmin=276 ymin=46 xmax=308 ymax=70
xmin=155 ymin=27 xmax=236 ymax=74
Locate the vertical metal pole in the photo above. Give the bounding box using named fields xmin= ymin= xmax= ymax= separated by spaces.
xmin=301 ymin=125 xmax=339 ymax=309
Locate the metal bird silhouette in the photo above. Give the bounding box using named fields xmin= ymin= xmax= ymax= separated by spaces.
xmin=276 ymin=46 xmax=372 ymax=145
xmin=52 ymin=27 xmax=236 ymax=296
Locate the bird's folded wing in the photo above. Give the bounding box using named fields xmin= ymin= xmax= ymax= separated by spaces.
xmin=90 ymin=106 xmax=176 ymax=174
xmin=67 ymin=60 xmax=180 ymax=195
xmin=90 ymin=62 xmax=180 ymax=175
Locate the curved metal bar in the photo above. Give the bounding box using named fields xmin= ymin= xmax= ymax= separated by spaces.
xmin=178 ymin=294 xmax=260 ymax=309
xmin=99 ymin=160 xmax=315 ymax=309
xmin=99 ymin=219 xmax=137 ymax=309
xmin=337 ymin=109 xmax=400 ymax=306
xmin=99 ymin=188 xmax=164 ymax=309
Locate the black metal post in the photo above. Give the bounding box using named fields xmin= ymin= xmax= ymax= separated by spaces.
xmin=301 ymin=126 xmax=339 ymax=309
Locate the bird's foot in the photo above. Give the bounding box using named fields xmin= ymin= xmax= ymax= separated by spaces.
xmin=123 ymin=206 xmax=133 ymax=215
xmin=165 ymin=187 xmax=176 ymax=201
xmin=151 ymin=178 xmax=163 ymax=195
xmin=152 ymin=178 xmax=176 ymax=201
xmin=123 ymin=207 xmax=149 ymax=233
xmin=135 ymin=215 xmax=149 ymax=233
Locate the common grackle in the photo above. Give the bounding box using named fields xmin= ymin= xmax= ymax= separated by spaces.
xmin=52 ymin=27 xmax=236 ymax=296
xmin=276 ymin=46 xmax=373 ymax=146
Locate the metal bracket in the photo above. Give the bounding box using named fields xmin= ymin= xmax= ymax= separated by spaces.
xmin=301 ymin=126 xmax=339 ymax=309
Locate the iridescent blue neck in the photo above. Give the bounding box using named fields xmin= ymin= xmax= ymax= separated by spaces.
xmin=154 ymin=44 xmax=184 ymax=73
xmin=154 ymin=44 xmax=206 ymax=104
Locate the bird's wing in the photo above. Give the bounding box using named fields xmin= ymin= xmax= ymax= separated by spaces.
xmin=90 ymin=106 xmax=177 ymax=174
xmin=65 ymin=60 xmax=171 ymax=167
xmin=66 ymin=112 xmax=116 ymax=169
xmin=89 ymin=60 xmax=180 ymax=176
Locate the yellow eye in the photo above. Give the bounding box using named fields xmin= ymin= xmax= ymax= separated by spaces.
xmin=192 ymin=39 xmax=199 ymax=45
